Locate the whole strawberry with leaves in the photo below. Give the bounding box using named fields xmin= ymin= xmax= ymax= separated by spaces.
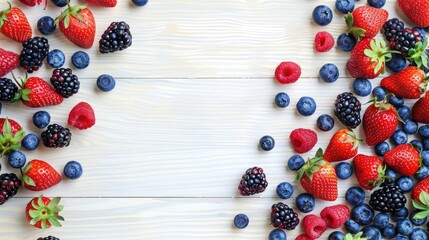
xmin=384 ymin=144 xmax=420 ymax=176
xmin=22 ymin=159 xmax=62 ymax=191
xmin=323 ymin=129 xmax=361 ymax=162
xmin=346 ymin=6 xmax=388 ymax=41
xmin=380 ymin=66 xmax=427 ymax=99
xmin=295 ymin=148 xmax=338 ymax=201
xmin=25 ymin=195 xmax=64 ymax=229
xmin=353 ymin=154 xmax=385 ymax=190
xmin=398 ymin=0 xmax=429 ymax=27
xmin=412 ymin=91 xmax=429 ymax=124
xmin=0 ymin=2 xmax=32 ymax=42
xmin=0 ymin=118 xmax=25 ymax=156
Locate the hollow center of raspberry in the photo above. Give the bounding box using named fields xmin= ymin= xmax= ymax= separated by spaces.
xmin=292 ymin=139 xmax=302 ymax=148
xmin=314 ymin=226 xmax=325 ymax=233
xmin=283 ymin=68 xmax=293 ymax=76
xmin=319 ymin=37 xmax=326 ymax=45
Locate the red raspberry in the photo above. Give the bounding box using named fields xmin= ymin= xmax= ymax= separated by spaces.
xmin=320 ymin=204 xmax=350 ymax=228
xmin=296 ymin=234 xmax=315 ymax=240
xmin=302 ymin=214 xmax=328 ymax=239
xmin=275 ymin=61 xmax=301 ymax=84
xmin=314 ymin=31 xmax=335 ymax=52
xmin=68 ymin=102 xmax=96 ymax=130
xmin=289 ymin=128 xmax=318 ymax=153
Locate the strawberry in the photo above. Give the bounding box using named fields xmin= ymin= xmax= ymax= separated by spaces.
xmin=0 ymin=118 xmax=25 ymax=156
xmin=353 ymin=154 xmax=385 ymax=190
xmin=302 ymin=214 xmax=327 ymax=239
xmin=18 ymin=0 xmax=48 ymax=9
xmin=25 ymin=195 xmax=64 ymax=229
xmin=320 ymin=204 xmax=350 ymax=228
xmin=412 ymin=177 xmax=429 ymax=203
xmin=0 ymin=48 xmax=19 ymax=77
xmin=323 ymin=129 xmax=361 ymax=162
xmin=380 ymin=66 xmax=427 ymax=99
xmin=362 ymin=98 xmax=398 ymax=146
xmin=56 ymin=5 xmax=96 ymax=48
xmin=347 ymin=38 xmax=393 ymax=79
xmin=384 ymin=144 xmax=420 ymax=176
xmin=412 ymin=91 xmax=429 ymax=124
xmin=295 ymin=148 xmax=338 ymax=201
xmin=0 ymin=3 xmax=32 ymax=42
xmin=346 ymin=6 xmax=388 ymax=41
xmin=22 ymin=159 xmax=62 ymax=191
xmin=86 ymin=0 xmax=117 ymax=7
xmin=68 ymin=102 xmax=96 ymax=129
xmin=398 ymin=0 xmax=429 ymax=27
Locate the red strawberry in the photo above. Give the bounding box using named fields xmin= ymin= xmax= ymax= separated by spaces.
xmin=19 ymin=0 xmax=48 ymax=9
xmin=0 ymin=118 xmax=25 ymax=156
xmin=296 ymin=234 xmax=314 ymax=240
xmin=398 ymin=0 xmax=429 ymax=27
xmin=362 ymin=98 xmax=398 ymax=146
xmin=86 ymin=0 xmax=117 ymax=7
xmin=380 ymin=66 xmax=427 ymax=99
xmin=302 ymin=214 xmax=327 ymax=239
xmin=275 ymin=61 xmax=301 ymax=84
xmin=25 ymin=195 xmax=64 ymax=229
xmin=0 ymin=48 xmax=19 ymax=77
xmin=68 ymin=102 xmax=96 ymax=130
xmin=295 ymin=149 xmax=338 ymax=201
xmin=289 ymin=128 xmax=318 ymax=154
xmin=22 ymin=159 xmax=62 ymax=191
xmin=347 ymin=38 xmax=392 ymax=79
xmin=323 ymin=129 xmax=361 ymax=162
xmin=0 ymin=3 xmax=32 ymax=42
xmin=412 ymin=91 xmax=429 ymax=124
xmin=314 ymin=31 xmax=335 ymax=52
xmin=384 ymin=144 xmax=420 ymax=176
xmin=353 ymin=154 xmax=385 ymax=190
xmin=14 ymin=75 xmax=63 ymax=108
xmin=56 ymin=5 xmax=96 ymax=48
xmin=412 ymin=177 xmax=429 ymax=203
xmin=320 ymin=204 xmax=350 ymax=228
xmin=346 ymin=6 xmax=388 ymax=40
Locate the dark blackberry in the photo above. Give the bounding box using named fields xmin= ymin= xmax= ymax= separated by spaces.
xmin=38 ymin=236 xmax=60 ymax=240
xmin=391 ymin=28 xmax=424 ymax=57
xmin=270 ymin=202 xmax=300 ymax=230
xmin=19 ymin=36 xmax=49 ymax=73
xmin=0 ymin=78 xmax=18 ymax=102
xmin=334 ymin=92 xmax=362 ymax=129
xmin=0 ymin=173 xmax=21 ymax=205
xmin=369 ymin=185 xmax=406 ymax=212
xmin=41 ymin=124 xmax=71 ymax=148
xmin=50 ymin=68 xmax=80 ymax=98
xmin=238 ymin=167 xmax=268 ymax=196
xmin=383 ymin=18 xmax=405 ymax=42
xmin=99 ymin=21 xmax=132 ymax=54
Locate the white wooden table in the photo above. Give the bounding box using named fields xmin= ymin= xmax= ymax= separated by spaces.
xmin=0 ymin=1 xmax=414 ymax=239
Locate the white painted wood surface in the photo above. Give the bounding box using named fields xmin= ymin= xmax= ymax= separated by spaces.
xmin=0 ymin=0 xmax=419 ymax=239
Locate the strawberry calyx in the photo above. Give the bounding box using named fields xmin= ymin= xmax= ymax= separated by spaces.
xmin=363 ymin=39 xmax=400 ymax=75
xmin=22 ymin=162 xmax=36 ymax=186
xmin=342 ymin=130 xmax=362 ymax=150
xmin=0 ymin=117 xmax=25 ymax=156
xmin=344 ymin=232 xmax=367 ymax=240
xmin=0 ymin=2 xmax=13 ymax=29
xmin=368 ymin=94 xmax=404 ymax=123
xmin=345 ymin=13 xmax=366 ymax=42
xmin=28 ymin=195 xmax=64 ymax=229
xmin=366 ymin=165 xmax=387 ymax=188
xmin=419 ymin=76 xmax=429 ymax=97
xmin=10 ymin=72 xmax=32 ymax=103
xmin=295 ymin=148 xmax=325 ymax=182
xmin=55 ymin=4 xmax=88 ymax=28
xmin=407 ymin=39 xmax=428 ymax=69
xmin=412 ymin=191 xmax=429 ymax=219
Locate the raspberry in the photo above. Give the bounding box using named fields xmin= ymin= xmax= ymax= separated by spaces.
xmin=314 ymin=31 xmax=335 ymax=52
xmin=289 ymin=128 xmax=318 ymax=153
xmin=296 ymin=234 xmax=315 ymax=240
xmin=302 ymin=214 xmax=328 ymax=239
xmin=320 ymin=204 xmax=350 ymax=228
xmin=68 ymin=102 xmax=96 ymax=130
xmin=275 ymin=61 xmax=301 ymax=84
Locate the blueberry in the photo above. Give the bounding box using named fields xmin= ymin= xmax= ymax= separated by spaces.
xmin=381 ymin=224 xmax=398 ymax=239
xmin=47 ymin=49 xmax=65 ymax=68
xmin=389 ymin=95 xmax=404 ymax=108
xmin=319 ymin=63 xmax=339 ymax=83
xmin=295 ymin=193 xmax=315 ymax=213
xmin=397 ymin=105 xmax=411 ymax=120
xmin=384 ymin=168 xmax=397 ymax=185
xmin=8 ymin=151 xmax=26 ymax=168
xmin=21 ymin=133 xmax=40 ymax=151
xmin=71 ymin=51 xmax=90 ymax=69
xmin=396 ymin=219 xmax=414 ymax=236
xmin=353 ymin=78 xmax=372 ymax=96
xmin=337 ymin=33 xmax=356 ymax=51
xmin=316 ymin=114 xmax=334 ymax=131
xmin=233 ymin=213 xmax=249 ymax=229
xmin=419 ymin=125 xmax=429 ymax=138
xmin=410 ymin=210 xmax=428 ymax=226
xmin=345 ymin=219 xmax=360 ymax=234
xmin=392 ymin=207 xmax=409 ymax=222
xmin=32 ymin=111 xmax=50 ymax=129
xmin=390 ymin=129 xmax=408 ymax=146
xmin=374 ymin=141 xmax=390 ymax=156
xmin=132 ymin=0 xmax=148 ymax=6
xmin=402 ymin=119 xmax=418 ymax=134
xmin=274 ymin=92 xmax=290 ymax=108
xmin=394 ymin=236 xmax=408 ymax=240
xmin=351 ymin=204 xmax=374 ymax=225
xmin=335 ymin=0 xmax=355 ymax=14
xmin=259 ymin=135 xmax=275 ymax=151
xmin=362 ymin=226 xmax=382 ymax=240
xmin=287 ymin=155 xmax=305 ymax=171
xmin=276 ymin=182 xmax=294 ymax=199
xmin=63 ymin=161 xmax=83 ymax=179
xmin=367 ymin=0 xmax=386 ymax=8
xmin=37 ymin=16 xmax=56 ymax=35
xmin=386 ymin=54 xmax=407 ymax=73
xmin=416 ymin=165 xmax=429 ymax=180
xmin=296 ymin=96 xmax=316 ymax=116
xmin=396 ymin=176 xmax=414 ymax=192
xmin=312 ymin=5 xmax=333 ymax=26
xmin=372 ymin=86 xmax=387 ymax=101
xmin=374 ymin=213 xmax=390 ymax=229
xmin=268 ymin=229 xmax=287 ymax=240
xmin=345 ymin=186 xmax=365 ymax=206
xmin=328 ymin=231 xmax=344 ymax=240
xmin=411 ymin=139 xmax=424 ymax=152
xmin=410 ymin=228 xmax=428 ymax=240
xmin=424 ymin=138 xmax=429 ymax=150
xmin=97 ymin=74 xmax=116 ymax=92
xmin=336 ymin=162 xmax=353 ymax=180
xmin=422 ymin=150 xmax=429 ymax=166
xmin=50 ymin=0 xmax=67 ymax=7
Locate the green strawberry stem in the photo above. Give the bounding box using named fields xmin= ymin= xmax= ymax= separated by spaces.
xmin=55 ymin=4 xmax=88 ymax=28
xmin=344 ymin=232 xmax=368 ymax=240
xmin=0 ymin=117 xmax=25 ymax=156
xmin=0 ymin=2 xmax=12 ymax=29
xmin=295 ymin=148 xmax=325 ymax=182
xmin=22 ymin=162 xmax=36 ymax=186
xmin=29 ymin=195 xmax=64 ymax=229
xmin=407 ymin=39 xmax=429 ymax=69
xmin=345 ymin=130 xmax=362 ymax=150
xmin=412 ymin=191 xmax=429 ymax=219
xmin=368 ymin=94 xmax=404 ymax=123
xmin=10 ymin=72 xmax=32 ymax=103
xmin=363 ymin=39 xmax=400 ymax=75
xmin=345 ymin=13 xmax=366 ymax=41
xmin=366 ymin=165 xmax=387 ymax=188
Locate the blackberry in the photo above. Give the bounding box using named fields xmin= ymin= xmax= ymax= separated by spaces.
xmin=99 ymin=21 xmax=132 ymax=54
xmin=334 ymin=92 xmax=362 ymax=129
xmin=270 ymin=202 xmax=300 ymax=230
xmin=50 ymin=68 xmax=80 ymax=98
xmin=0 ymin=78 xmax=18 ymax=102
xmin=41 ymin=124 xmax=71 ymax=148
xmin=383 ymin=18 xmax=405 ymax=42
xmin=238 ymin=167 xmax=268 ymax=196
xmin=38 ymin=236 xmax=60 ymax=240
xmin=390 ymin=28 xmax=424 ymax=57
xmin=19 ymin=36 xmax=49 ymax=73
xmin=369 ymin=185 xmax=406 ymax=212
xmin=0 ymin=173 xmax=21 ymax=205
